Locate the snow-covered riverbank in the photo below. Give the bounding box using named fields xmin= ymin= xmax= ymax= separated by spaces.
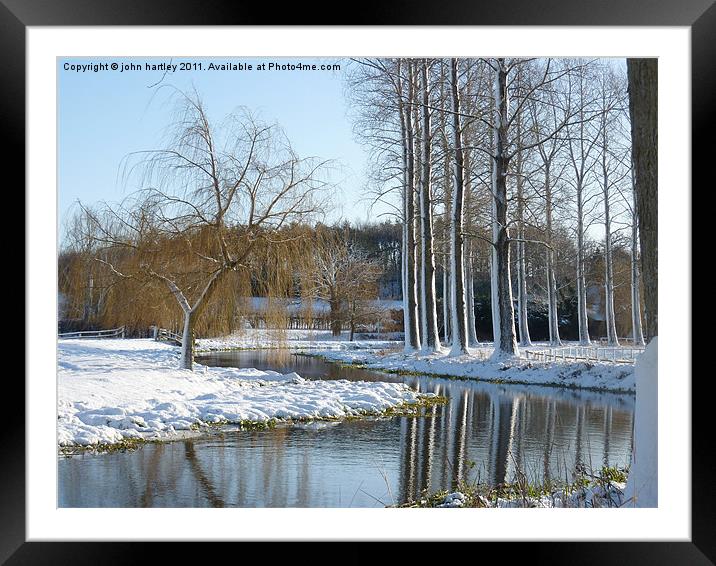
xmin=411 ymin=339 xmax=658 ymax=508
xmin=58 ymin=339 xmax=428 ymax=448
xmin=314 ymin=348 xmax=636 ymax=393
xmin=196 ymin=331 xmax=636 ymax=393
xmin=413 ymin=478 xmax=628 ymax=508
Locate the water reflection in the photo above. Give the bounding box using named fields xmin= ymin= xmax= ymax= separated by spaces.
xmin=394 ymin=377 xmax=634 ymax=503
xmin=198 ymin=349 xmax=401 ymax=382
xmin=59 ymin=352 xmax=634 ymax=508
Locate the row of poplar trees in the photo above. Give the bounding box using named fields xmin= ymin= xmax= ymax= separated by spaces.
xmin=346 ymin=57 xmax=655 ymax=358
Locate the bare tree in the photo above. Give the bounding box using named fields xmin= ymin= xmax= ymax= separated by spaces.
xmin=595 ymin=65 xmax=630 ymax=346
xmin=529 ymin=90 xmax=566 ymax=346
xmin=439 ymin=61 xmax=453 ymax=345
xmin=304 ymin=227 xmax=384 ymax=340
xmin=448 ymin=58 xmax=469 ymax=356
xmin=418 ymin=59 xmax=442 ymax=352
xmin=460 ymin=60 xmax=488 ymax=349
xmin=60 ymin=207 xmax=110 ymax=328
xmin=606 ymin=91 xmax=647 ymax=347
xmin=384 ymin=60 xmax=422 ymax=352
xmin=344 ymin=58 xmax=428 ymax=352
xmin=489 ymin=58 xmax=519 ymax=357
xmin=345 ymin=57 xmax=635 ymax=354
xmin=343 ymin=254 xmax=385 ymax=342
xmin=481 ymin=58 xmax=589 ymax=356
xmin=80 ymin=90 xmax=330 ymax=369
xmin=564 ymin=62 xmax=601 ymax=346
xmin=513 ymin=88 xmax=532 ymax=347
xmin=306 ymin=228 xmax=351 ymax=336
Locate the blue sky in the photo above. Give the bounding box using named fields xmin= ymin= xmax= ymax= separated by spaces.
xmin=58 ymin=57 xmax=387 ymax=236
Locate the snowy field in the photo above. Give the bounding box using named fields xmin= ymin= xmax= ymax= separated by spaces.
xmin=57 ymin=339 xmax=426 ymax=447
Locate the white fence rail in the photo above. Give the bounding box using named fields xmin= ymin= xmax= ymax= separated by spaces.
xmin=596 ymin=337 xmax=644 ymax=346
xmin=152 ymin=326 xmax=183 ymax=345
xmin=524 ymin=345 xmax=645 ymax=364
xmin=59 ymin=326 xmax=125 ymax=339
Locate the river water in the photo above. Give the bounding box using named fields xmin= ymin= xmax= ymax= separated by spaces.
xmin=58 ymin=350 xmax=634 ymax=508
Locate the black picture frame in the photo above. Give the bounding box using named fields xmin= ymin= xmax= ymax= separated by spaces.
xmin=7 ymin=0 xmax=708 ymax=562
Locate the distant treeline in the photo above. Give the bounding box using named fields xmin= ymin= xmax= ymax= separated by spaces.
xmin=59 ymin=217 xmax=638 ymax=342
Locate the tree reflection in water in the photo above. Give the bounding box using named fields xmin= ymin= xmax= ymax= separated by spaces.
xmin=59 ymin=353 xmax=634 ymax=508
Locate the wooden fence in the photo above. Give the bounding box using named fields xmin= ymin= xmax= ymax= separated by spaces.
xmin=58 ymin=326 xmax=125 ymax=339
xmin=152 ymin=326 xmax=183 ymax=346
xmin=524 ymin=345 xmax=645 ymax=364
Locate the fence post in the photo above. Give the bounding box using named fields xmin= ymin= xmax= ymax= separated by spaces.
xmin=153 ymin=326 xmax=159 ymax=340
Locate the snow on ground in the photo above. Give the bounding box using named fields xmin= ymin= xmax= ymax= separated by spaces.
xmin=315 ymin=346 xmax=636 ymax=393
xmin=196 ymin=331 xmax=637 ymax=393
xmin=434 ymin=482 xmax=627 ymax=508
xmin=57 ymin=339 xmax=425 ymax=447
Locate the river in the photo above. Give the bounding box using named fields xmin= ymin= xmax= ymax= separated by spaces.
xmin=58 ymin=350 xmax=634 ymax=507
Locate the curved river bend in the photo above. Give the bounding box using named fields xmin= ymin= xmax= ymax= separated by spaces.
xmin=58 ymin=350 xmax=634 ymax=508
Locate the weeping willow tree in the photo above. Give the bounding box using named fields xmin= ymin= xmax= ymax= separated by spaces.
xmin=61 ymin=211 xmax=326 ymax=351
xmin=64 ymin=89 xmax=332 ymax=370
xmin=244 ymin=227 xmax=316 ymax=346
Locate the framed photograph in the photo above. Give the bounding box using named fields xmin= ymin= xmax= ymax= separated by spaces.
xmin=9 ymin=0 xmax=708 ymax=562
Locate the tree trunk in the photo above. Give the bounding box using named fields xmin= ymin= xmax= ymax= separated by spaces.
xmin=463 ymin=130 xmax=479 ymax=348
xmin=491 ymin=59 xmax=518 ymax=357
xmin=398 ymin=60 xmax=421 ymax=352
xmin=161 ymin=266 xmax=229 ymax=371
xmin=516 ymin=240 xmax=531 ymax=346
xmin=627 ymin=58 xmax=658 ymax=342
xmin=440 ymin=63 xmax=452 ymax=346
xmin=83 ymin=272 xmax=94 ymax=323
xmin=602 ymin=131 xmax=619 ymax=346
xmin=490 ymin=91 xmax=501 ymax=348
xmin=419 ymin=60 xmax=441 ymax=352
xmin=576 ymin=179 xmax=591 ymax=346
xmin=466 ymin=245 xmax=479 ymax=347
xmin=180 ymin=309 xmax=195 ymax=370
xmin=412 ymin=70 xmax=426 ymax=347
xmin=568 ymin=69 xmax=593 ymax=347
xmin=449 ymin=58 xmax=468 ymax=356
xmin=399 ymin=60 xmax=411 ymax=352
xmin=442 ymin=266 xmax=451 ymax=343
xmin=330 ymin=296 xmax=342 ymax=337
xmin=515 ymin=116 xmax=532 ymax=347
xmin=406 ymin=63 xmax=422 ymax=351
xmin=631 ymin=207 xmax=646 ymax=346
xmin=544 ymin=162 xmax=562 ymax=346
